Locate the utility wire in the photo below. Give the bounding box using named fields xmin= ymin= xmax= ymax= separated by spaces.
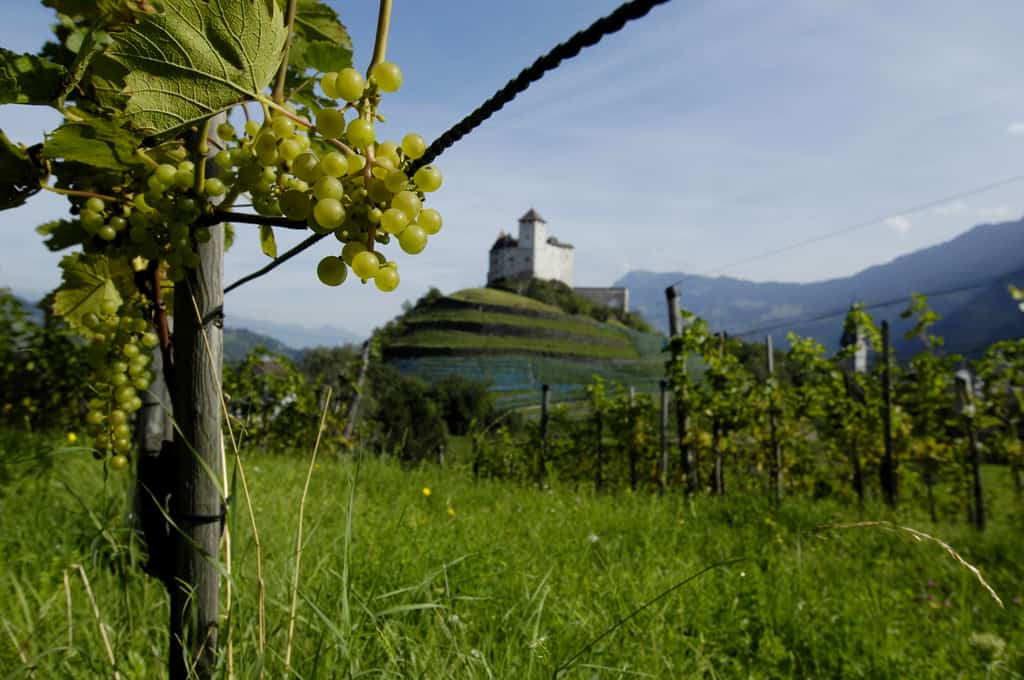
xmin=726 ymin=266 xmax=1024 ymax=339
xmin=224 ymin=0 xmax=674 ymax=295
xmin=668 ymin=174 xmax=1024 ymax=289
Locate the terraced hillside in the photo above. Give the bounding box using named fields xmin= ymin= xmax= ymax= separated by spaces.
xmin=382 ymin=288 xmax=667 ymax=408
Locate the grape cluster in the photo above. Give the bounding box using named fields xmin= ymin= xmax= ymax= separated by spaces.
xmin=80 ymin=299 xmax=158 ymax=470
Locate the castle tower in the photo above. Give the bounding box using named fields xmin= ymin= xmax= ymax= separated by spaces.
xmin=517 ymin=208 xmax=546 ymax=253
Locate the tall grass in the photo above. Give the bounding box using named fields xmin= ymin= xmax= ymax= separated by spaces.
xmin=1 ymin=430 xmax=1022 ymax=678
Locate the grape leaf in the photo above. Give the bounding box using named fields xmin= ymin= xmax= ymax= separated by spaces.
xmin=0 ymin=48 xmax=67 ymax=106
xmin=0 ymin=130 xmax=47 ymax=210
xmin=101 ymin=0 xmax=288 ymax=137
xmin=259 ymin=225 xmax=278 ymax=258
xmin=293 ymin=38 xmax=353 ymax=73
xmin=42 ymin=113 xmax=142 ymax=170
xmin=53 ymin=252 xmax=132 ymax=332
xmin=290 ymin=0 xmax=352 ymax=51
xmin=36 ymin=219 xmax=84 ymax=252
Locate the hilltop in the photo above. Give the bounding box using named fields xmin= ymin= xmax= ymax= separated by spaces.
xmin=379 ymin=287 xmax=667 ymax=408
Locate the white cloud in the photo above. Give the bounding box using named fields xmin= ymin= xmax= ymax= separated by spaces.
xmin=977 ymin=205 xmax=1012 ymax=220
xmin=1008 ymin=122 xmax=1024 ymax=136
xmin=884 ymin=216 xmax=913 ymax=234
xmin=932 ymin=200 xmax=969 ymax=216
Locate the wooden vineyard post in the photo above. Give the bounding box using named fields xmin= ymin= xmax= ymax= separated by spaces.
xmin=168 ymin=224 xmax=225 ymax=679
xmin=538 ymin=383 xmax=550 ymax=487
xmin=956 ymin=370 xmax=986 ymax=530
xmin=880 ymin=320 xmax=897 ymax=509
xmin=343 ymin=340 xmax=372 ymax=441
xmin=628 ymin=386 xmax=638 ymax=492
xmin=665 ymin=285 xmax=695 ymax=492
xmin=766 ymin=335 xmax=782 ymax=505
xmin=659 ymin=378 xmax=669 ymax=496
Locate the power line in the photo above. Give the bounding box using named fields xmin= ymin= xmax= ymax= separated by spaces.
xmin=668 ymin=173 xmax=1024 ymax=289
xmin=726 ymin=266 xmax=1024 ymax=339
xmin=224 ymin=0 xmax=675 ymax=295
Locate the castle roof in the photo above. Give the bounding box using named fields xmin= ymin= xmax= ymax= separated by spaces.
xmin=546 ymin=236 xmax=574 ymax=249
xmin=490 ymin=232 xmax=519 ymax=251
xmin=519 ymin=208 xmax=546 ymax=223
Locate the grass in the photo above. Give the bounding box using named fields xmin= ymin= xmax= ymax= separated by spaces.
xmin=403 ymin=308 xmax=629 ymax=343
xmin=449 ymin=287 xmax=563 ymax=314
xmin=1 ymin=429 xmax=1023 ymax=678
xmin=386 ymin=330 xmax=639 ymax=359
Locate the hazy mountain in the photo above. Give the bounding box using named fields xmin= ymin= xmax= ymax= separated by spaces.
xmin=617 ymin=217 xmax=1024 ymax=357
xmin=223 ymin=327 xmax=302 ymax=363
xmin=227 ymin=315 xmax=364 ymax=350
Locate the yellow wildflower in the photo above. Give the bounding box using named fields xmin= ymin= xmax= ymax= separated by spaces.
xmin=447 ymin=506 xmax=456 ymax=517
xmin=422 ymin=487 xmax=432 ymax=497
xmin=66 ymin=432 xmax=77 ymax=444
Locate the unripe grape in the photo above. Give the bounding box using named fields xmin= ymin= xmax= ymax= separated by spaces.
xmin=369 ymin=62 xmax=402 ymax=92
xmin=133 ymin=376 xmax=151 ymax=391
xmin=127 ymin=396 xmax=143 ymax=412
xmin=341 ymin=240 xmax=367 ymax=265
xmin=335 ymin=67 xmax=365 ymax=101
xmin=122 ymin=343 xmax=140 ymax=359
xmin=345 ymin=154 xmax=365 ymax=174
xmin=384 ymin=170 xmax=409 ymax=193
xmin=398 ymin=224 xmax=427 ymax=254
xmin=292 ymin=153 xmax=322 ymax=183
xmin=255 ymin=131 xmax=278 ymax=153
xmin=391 ymin=191 xmax=421 ymax=220
xmin=271 ymin=115 xmax=296 ymax=138
xmin=401 ymin=133 xmax=426 ymax=160
xmin=374 ymin=265 xmax=400 ymax=291
xmin=109 ymin=409 xmax=128 ymax=426
xmin=204 ymin=177 xmax=226 ymax=196
xmin=244 ymin=120 xmax=262 ymax=137
xmin=113 ymin=423 xmax=132 ymax=439
xmin=115 ymin=385 xmax=136 ymax=404
xmin=366 ymin=179 xmax=392 ymax=203
xmin=111 ymin=372 xmax=128 ymax=387
xmin=346 ymin=119 xmax=375 ymax=149
xmin=217 ymin=121 xmax=236 ymax=139
xmin=279 ymin=138 xmax=303 ymax=162
xmin=380 ymin=208 xmax=409 ymax=234
xmin=141 ymin=331 xmax=159 ymax=348
xmin=81 ymin=209 xmax=104 ymax=232
xmin=85 ymin=197 xmax=106 ymax=213
xmin=351 ymin=250 xmax=379 ymax=279
xmin=313 ymin=176 xmax=344 ymax=201
xmin=86 ymin=410 xmax=105 ymax=426
xmin=320 ymin=71 xmax=340 ymax=98
xmin=256 ymin=148 xmax=279 ymax=167
xmin=313 ymin=198 xmax=346 ymax=230
xmin=376 ymin=141 xmax=400 ymax=165
xmin=317 ymin=256 xmax=348 ymax=286
xmin=174 ymin=168 xmax=195 ymax=190
xmin=98 ymin=225 xmax=117 ymax=241
xmin=108 ymin=216 xmax=127 ymax=232
xmin=418 ymin=208 xmax=442 ymax=235
xmin=367 ymin=207 xmax=382 ymax=224
xmin=319 ymin=152 xmax=348 ymax=178
xmin=113 ymin=438 xmax=132 ymax=454
xmin=413 ymin=165 xmax=443 ymax=192
xmin=155 ymin=164 xmax=177 ymax=185
xmin=317 ymin=109 xmax=346 ymax=139
xmin=100 ymin=300 xmax=119 ymax=316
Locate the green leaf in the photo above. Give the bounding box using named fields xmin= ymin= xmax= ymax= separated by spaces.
xmin=101 ymin=0 xmax=288 ymax=137
xmin=41 ymin=112 xmax=142 ymax=170
xmin=53 ymin=252 xmax=132 ymax=332
xmin=295 ymin=39 xmax=353 ymax=73
xmin=0 ymin=130 xmax=47 ymax=210
xmin=0 ymin=48 xmax=67 ymax=106
xmin=291 ymin=0 xmax=352 ymax=55
xmin=36 ymin=219 xmax=84 ymax=251
xmin=259 ymin=225 xmax=278 ymax=258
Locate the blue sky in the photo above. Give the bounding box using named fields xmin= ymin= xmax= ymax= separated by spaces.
xmin=3 ymin=1 xmax=1024 ymax=338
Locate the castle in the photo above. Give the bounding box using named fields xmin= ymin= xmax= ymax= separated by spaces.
xmin=488 ymin=209 xmax=629 ymax=312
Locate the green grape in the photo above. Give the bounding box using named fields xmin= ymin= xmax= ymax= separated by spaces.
xmin=317 ymin=109 xmax=346 ymax=139
xmin=351 ymin=250 xmax=379 ymax=279
xmin=108 ymin=216 xmax=127 ymax=232
xmin=81 ymin=209 xmax=104 ymax=232
xmin=313 ymin=198 xmax=346 ymax=230
xmin=113 ymin=423 xmax=132 ymax=439
xmin=122 ymin=343 xmax=140 ymax=359
xmin=83 ymin=312 xmax=101 ymax=329
xmin=313 ymin=176 xmax=344 ymax=201
xmin=178 ymin=160 xmax=196 ymax=174
xmin=109 ymin=454 xmax=129 ymax=470
xmin=417 ymin=209 xmax=442 ymax=235
xmin=86 ymin=410 xmax=105 ymax=426
xmin=245 ymin=120 xmax=262 ymax=137
xmin=346 ymin=119 xmax=375 ymax=149
xmin=271 ymin=115 xmax=296 ymax=138
xmin=320 ymin=152 xmax=348 ymax=177
xmin=101 ymin=300 xmax=119 ymax=316
xmin=98 ymin=225 xmax=117 ymax=241
xmin=113 ymin=438 xmax=133 ymax=454
xmin=214 ymin=150 xmax=233 ymax=169
xmin=376 ymin=141 xmax=400 ymax=165
xmin=280 ymin=190 xmax=312 ymax=220
xmin=133 ymin=376 xmax=151 ymax=391
xmin=256 ymin=147 xmax=279 ymax=167
xmin=155 ymin=164 xmax=177 ymax=185
xmin=413 ymin=165 xmax=443 ymax=192
xmin=115 ymin=385 xmax=136 ymax=404
xmin=133 ymin=193 xmax=153 ymax=213
xmin=320 ymin=71 xmax=340 ymax=98
xmin=109 ymin=409 xmax=128 ymax=426
xmin=370 ymin=62 xmax=402 ymax=92
xmin=380 ymin=208 xmax=409 ymax=234
xmin=367 ymin=207 xmax=383 ymax=224
xmin=111 ymin=372 xmax=128 ymax=387
xmin=279 ymin=138 xmax=303 ymax=162
xmin=372 ymin=159 xmax=395 ymax=176
xmin=195 ymin=226 xmax=212 ymax=244
xmin=255 ymin=131 xmax=278 ymax=153
xmin=292 ymin=153 xmax=321 ymax=183
xmin=141 ymin=331 xmax=159 ymax=348
xmin=217 ymin=121 xmax=236 ymax=139
xmin=204 ymin=177 xmax=226 ymax=196
xmin=384 ymin=170 xmax=409 ymax=193
xmin=85 ymin=197 xmax=106 ymax=213
xmin=341 ymin=240 xmax=367 ymax=265
xmin=374 ymin=264 xmax=400 ymax=291
xmin=401 ymin=133 xmax=426 ymax=160
xmin=317 ymin=255 xmax=348 ymax=286
xmin=346 ymin=154 xmax=366 ymax=175
xmin=335 ymin=67 xmax=365 ymax=101
xmin=367 ymin=178 xmax=392 ymax=203
xmin=174 ymin=168 xmax=195 ymax=190
xmin=398 ymin=224 xmax=427 ymax=254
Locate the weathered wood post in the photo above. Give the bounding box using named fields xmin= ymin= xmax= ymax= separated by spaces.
xmin=659 ymin=378 xmax=669 ymax=495
xmin=168 ymin=224 xmax=225 ymax=679
xmin=880 ymin=320 xmax=896 ymax=509
xmin=538 ymin=383 xmax=550 ymax=486
xmin=628 ymin=385 xmax=638 ymax=492
xmin=956 ymin=369 xmax=986 ymax=530
xmin=665 ymin=285 xmax=694 ymax=491
xmin=766 ymin=335 xmax=782 ymax=505
xmin=343 ymin=339 xmax=371 ymax=441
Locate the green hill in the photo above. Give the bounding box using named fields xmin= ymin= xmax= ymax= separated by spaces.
xmin=381 ymin=288 xmax=668 ymax=408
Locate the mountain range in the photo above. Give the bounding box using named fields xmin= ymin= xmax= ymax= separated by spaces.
xmin=616 ymin=217 xmax=1024 ymax=357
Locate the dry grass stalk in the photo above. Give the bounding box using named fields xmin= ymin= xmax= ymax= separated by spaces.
xmin=71 ymin=563 xmax=122 ymax=679
xmin=817 ymin=521 xmax=1004 ymax=608
xmin=284 ymin=387 xmax=334 ymax=672
xmin=63 ymin=568 xmax=74 ymax=648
